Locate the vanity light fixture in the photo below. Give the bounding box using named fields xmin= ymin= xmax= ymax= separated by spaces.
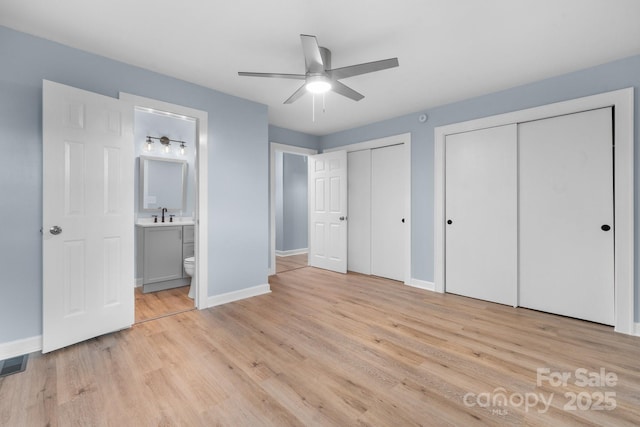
xmin=145 ymin=135 xmax=187 ymax=154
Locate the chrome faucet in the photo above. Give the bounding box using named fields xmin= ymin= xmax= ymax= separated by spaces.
xmin=161 ymin=207 xmax=167 ymax=223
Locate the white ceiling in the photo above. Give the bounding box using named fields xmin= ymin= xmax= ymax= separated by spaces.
xmin=2 ymin=0 xmax=640 ymax=135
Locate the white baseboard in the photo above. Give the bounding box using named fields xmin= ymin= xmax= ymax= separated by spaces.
xmin=276 ymin=248 xmax=308 ymax=257
xmin=407 ymin=278 xmax=435 ymax=292
xmin=634 ymin=322 xmax=640 ymax=337
xmin=0 ymin=335 xmax=42 ymax=360
xmin=206 ymin=284 xmax=271 ymax=308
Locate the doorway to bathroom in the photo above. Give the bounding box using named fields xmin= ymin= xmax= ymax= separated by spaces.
xmin=121 ymin=93 xmax=209 ymax=324
xmin=270 ymin=143 xmax=318 ymax=275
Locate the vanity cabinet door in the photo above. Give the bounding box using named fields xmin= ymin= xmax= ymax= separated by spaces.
xmin=183 ymin=225 xmax=195 ymax=244
xmin=143 ymin=226 xmax=183 ymax=284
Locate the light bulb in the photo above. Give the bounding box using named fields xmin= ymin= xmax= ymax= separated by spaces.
xmin=164 ymin=144 xmax=170 ymax=153
xmin=306 ymin=76 xmax=331 ymax=94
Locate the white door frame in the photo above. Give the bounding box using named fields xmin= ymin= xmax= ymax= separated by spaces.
xmin=269 ymin=142 xmax=318 ymax=275
xmin=326 ymin=133 xmax=412 ymax=285
xmin=434 ymin=88 xmax=634 ymax=334
xmin=120 ymin=93 xmax=208 ymax=309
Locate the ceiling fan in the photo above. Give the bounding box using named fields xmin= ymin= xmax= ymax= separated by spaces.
xmin=238 ymin=34 xmax=399 ymax=104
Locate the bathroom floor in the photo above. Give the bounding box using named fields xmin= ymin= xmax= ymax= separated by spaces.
xmin=275 ymin=253 xmax=308 ymax=274
xmin=134 ymin=286 xmax=194 ymax=323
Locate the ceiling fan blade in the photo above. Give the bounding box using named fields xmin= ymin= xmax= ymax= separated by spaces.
xmin=331 ymin=80 xmax=364 ymax=102
xmin=329 ymin=58 xmax=399 ymax=80
xmin=300 ymin=34 xmax=325 ymax=73
xmin=284 ymin=83 xmax=307 ymax=104
xmin=238 ymin=72 xmax=306 ymax=80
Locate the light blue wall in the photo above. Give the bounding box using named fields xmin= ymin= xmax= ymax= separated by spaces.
xmin=282 ymin=153 xmax=308 ymax=251
xmin=0 ymin=26 xmax=269 ymax=344
xmin=321 ymin=54 xmax=640 ymax=321
xmin=269 ymin=125 xmax=320 ymax=150
xmin=275 ymin=152 xmax=284 ymax=251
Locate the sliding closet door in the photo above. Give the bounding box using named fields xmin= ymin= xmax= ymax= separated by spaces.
xmin=519 ymin=108 xmax=614 ymax=325
xmin=371 ymin=144 xmax=405 ymax=281
xmin=347 ymin=150 xmax=371 ymax=275
xmin=445 ymin=125 xmax=517 ymax=305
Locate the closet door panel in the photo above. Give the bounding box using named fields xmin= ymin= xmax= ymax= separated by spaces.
xmin=371 ymin=144 xmax=405 ymax=281
xmin=519 ymin=108 xmax=614 ymax=325
xmin=445 ymin=125 xmax=517 ymax=305
xmin=347 ymin=150 xmax=371 ymax=275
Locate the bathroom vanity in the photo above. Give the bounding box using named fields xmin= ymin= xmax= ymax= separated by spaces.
xmin=136 ymin=221 xmax=194 ymax=293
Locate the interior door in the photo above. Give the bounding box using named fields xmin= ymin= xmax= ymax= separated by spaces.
xmin=43 ymin=80 xmax=134 ymax=353
xmin=445 ymin=124 xmax=517 ymax=306
xmin=371 ymin=144 xmax=405 ymax=281
xmin=308 ymin=151 xmax=348 ymax=273
xmin=519 ymin=108 xmax=614 ymax=325
xmin=347 ymin=150 xmax=371 ymax=275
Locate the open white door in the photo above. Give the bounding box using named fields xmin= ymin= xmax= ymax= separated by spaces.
xmin=43 ymin=80 xmax=134 ymax=353
xmin=308 ymin=151 xmax=348 ymax=273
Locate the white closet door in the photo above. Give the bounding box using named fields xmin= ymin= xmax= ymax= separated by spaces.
xmin=519 ymin=108 xmax=614 ymax=325
xmin=371 ymin=144 xmax=405 ymax=281
xmin=347 ymin=150 xmax=371 ymax=275
xmin=445 ymin=125 xmax=517 ymax=305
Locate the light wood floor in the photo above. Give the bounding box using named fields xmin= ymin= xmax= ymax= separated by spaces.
xmin=2 ymin=267 xmax=640 ymax=426
xmin=275 ymin=253 xmax=308 ymax=274
xmin=135 ymin=285 xmax=194 ymax=323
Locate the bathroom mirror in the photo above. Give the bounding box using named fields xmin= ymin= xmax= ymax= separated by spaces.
xmin=139 ymin=156 xmax=187 ymax=211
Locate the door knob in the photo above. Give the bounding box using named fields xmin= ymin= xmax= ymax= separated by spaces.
xmin=401 ymin=218 xmax=405 ymax=223
xmin=339 ymin=216 xmax=346 ymax=221
xmin=601 ymin=224 xmax=611 ymax=231
xmin=447 ymin=220 xmax=453 ymax=225
xmin=49 ymin=225 xmax=63 ymax=235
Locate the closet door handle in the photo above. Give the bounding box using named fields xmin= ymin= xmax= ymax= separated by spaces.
xmin=601 ymin=224 xmax=611 ymax=231
xmin=447 ymin=219 xmax=453 ymax=225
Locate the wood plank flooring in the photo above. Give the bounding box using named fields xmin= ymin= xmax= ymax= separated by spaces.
xmin=275 ymin=253 xmax=308 ymax=274
xmin=2 ymin=267 xmax=640 ymax=426
xmin=135 ymin=285 xmax=194 ymax=323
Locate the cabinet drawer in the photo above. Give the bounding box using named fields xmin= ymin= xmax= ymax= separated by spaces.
xmin=183 ymin=242 xmax=194 ymax=259
xmin=183 ymin=225 xmax=195 ymax=244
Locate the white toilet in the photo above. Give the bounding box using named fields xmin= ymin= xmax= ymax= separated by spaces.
xmin=184 ymin=256 xmax=196 ymax=299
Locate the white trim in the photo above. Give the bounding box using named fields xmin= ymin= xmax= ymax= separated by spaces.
xmin=434 ymin=88 xmax=634 ymax=335
xmin=634 ymin=322 xmax=640 ymax=337
xmin=269 ymin=143 xmax=318 ymax=275
xmin=276 ymin=248 xmax=309 ymax=257
xmin=325 ymin=133 xmax=412 ymax=286
xmin=206 ymin=284 xmax=271 ymax=308
xmin=119 ymin=93 xmax=209 ymax=310
xmin=408 ymin=278 xmax=435 ymax=292
xmin=0 ymin=335 xmax=42 ymax=360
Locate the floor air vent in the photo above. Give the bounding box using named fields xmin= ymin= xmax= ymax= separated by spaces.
xmin=0 ymin=354 xmax=28 ymax=378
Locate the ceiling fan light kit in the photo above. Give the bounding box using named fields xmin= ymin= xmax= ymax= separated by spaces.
xmin=305 ymin=75 xmax=332 ymax=94
xmin=238 ymin=34 xmax=399 ymax=109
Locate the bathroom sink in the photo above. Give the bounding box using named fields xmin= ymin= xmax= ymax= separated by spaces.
xmin=136 ymin=217 xmax=194 ymax=227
